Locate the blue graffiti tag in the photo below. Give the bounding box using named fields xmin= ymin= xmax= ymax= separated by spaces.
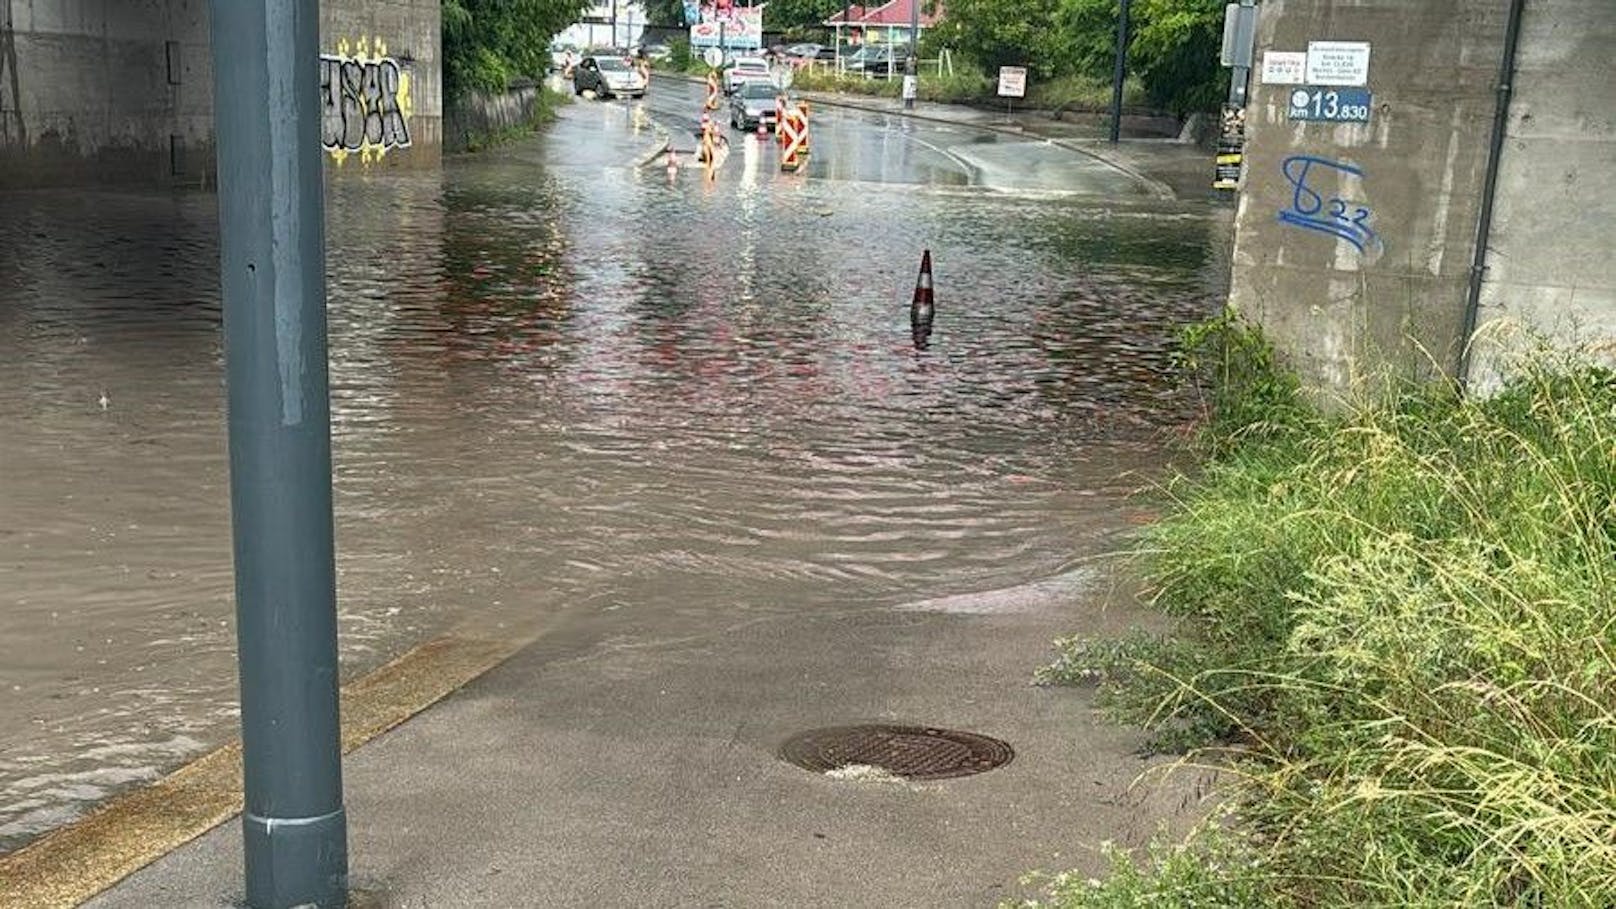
xmin=1277 ymin=155 xmax=1381 ymax=253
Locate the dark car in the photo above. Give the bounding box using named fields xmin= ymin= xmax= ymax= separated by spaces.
xmin=572 ymin=55 xmax=647 ymax=99
xmin=845 ymin=45 xmax=897 ymax=78
xmin=729 ymin=81 xmax=780 ymax=131
xmin=782 ymin=43 xmax=836 ymax=68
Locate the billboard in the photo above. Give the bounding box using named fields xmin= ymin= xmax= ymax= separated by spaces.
xmin=690 ymin=5 xmax=762 ymax=49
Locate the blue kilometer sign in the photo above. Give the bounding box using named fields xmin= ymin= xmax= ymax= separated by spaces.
xmin=1287 ymin=86 xmax=1372 ymax=123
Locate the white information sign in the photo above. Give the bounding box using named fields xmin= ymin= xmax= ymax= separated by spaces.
xmin=1260 ymin=51 xmax=1308 ymax=85
xmin=997 ymin=66 xmax=1027 ymax=98
xmin=703 ymin=47 xmax=723 ymax=68
xmin=1305 ymin=41 xmax=1371 ymax=86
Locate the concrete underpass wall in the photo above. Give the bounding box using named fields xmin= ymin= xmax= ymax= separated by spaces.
xmin=0 ymin=0 xmax=214 ymax=186
xmin=1229 ymin=0 xmax=1507 ymax=396
xmin=320 ymin=0 xmax=441 ymax=169
xmin=0 ymin=0 xmax=440 ymax=189
xmin=1467 ymin=1 xmax=1616 ymax=386
xmin=1228 ymin=0 xmax=1616 ymax=398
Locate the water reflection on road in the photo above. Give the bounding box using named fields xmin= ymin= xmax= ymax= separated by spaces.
xmin=0 ymin=99 xmax=1220 ymax=848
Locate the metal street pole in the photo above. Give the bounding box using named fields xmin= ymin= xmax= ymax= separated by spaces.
xmin=1108 ymin=0 xmax=1131 ymax=143
xmin=903 ymin=0 xmax=919 ymax=109
xmin=1225 ymin=0 xmax=1257 ymax=107
xmin=208 ymin=1 xmax=347 ymax=906
xmin=840 ymin=4 xmax=852 ymax=74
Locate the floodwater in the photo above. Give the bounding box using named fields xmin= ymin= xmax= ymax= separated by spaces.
xmin=0 ymin=98 xmax=1222 ymax=849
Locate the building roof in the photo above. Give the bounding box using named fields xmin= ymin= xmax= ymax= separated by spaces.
xmin=826 ymin=0 xmax=942 ymax=28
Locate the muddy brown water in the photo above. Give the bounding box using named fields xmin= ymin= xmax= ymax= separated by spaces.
xmin=0 ymin=105 xmax=1222 ymax=849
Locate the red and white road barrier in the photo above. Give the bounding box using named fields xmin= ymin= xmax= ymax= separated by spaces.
xmin=705 ymin=71 xmax=721 ymax=110
xmin=779 ymin=102 xmax=811 ymax=173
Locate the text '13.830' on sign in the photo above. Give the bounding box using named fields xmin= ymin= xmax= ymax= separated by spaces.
xmin=1287 ymin=87 xmax=1371 ymax=123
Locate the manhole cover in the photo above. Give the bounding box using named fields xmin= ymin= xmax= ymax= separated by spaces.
xmin=779 ymin=724 xmax=1014 ymax=780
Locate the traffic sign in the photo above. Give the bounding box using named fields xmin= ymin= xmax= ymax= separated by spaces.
xmin=996 ymin=66 xmax=1026 ymax=98
xmin=1287 ymin=86 xmax=1371 ymax=122
xmin=703 ymin=47 xmax=723 ymax=68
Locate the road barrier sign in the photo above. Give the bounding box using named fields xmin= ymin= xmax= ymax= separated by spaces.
xmin=705 ymin=70 xmax=721 ymax=110
xmin=780 ymin=102 xmax=811 ymax=172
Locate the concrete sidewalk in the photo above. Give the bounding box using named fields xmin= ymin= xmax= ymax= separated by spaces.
xmin=84 ymin=562 xmax=1213 ymax=908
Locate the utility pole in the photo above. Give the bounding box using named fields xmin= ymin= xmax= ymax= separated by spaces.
xmin=610 ymin=0 xmax=618 ymax=49
xmin=208 ymin=1 xmax=347 ymax=906
xmin=840 ymin=3 xmax=853 ymax=74
xmin=903 ymin=0 xmax=919 ymax=109
xmin=1108 ymin=0 xmax=1130 ymax=143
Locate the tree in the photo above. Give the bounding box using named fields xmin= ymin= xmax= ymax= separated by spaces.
xmin=643 ymin=0 xmax=686 ymax=28
xmin=936 ymin=0 xmax=1228 ymax=115
xmin=1128 ymin=0 xmax=1227 ymax=115
xmin=927 ymin=0 xmax=1072 ymax=78
xmin=443 ymin=0 xmax=592 ymax=99
xmin=764 ymin=0 xmax=848 ymax=33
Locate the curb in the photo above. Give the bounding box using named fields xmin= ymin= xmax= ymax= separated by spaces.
xmin=635 ymin=135 xmax=673 ymax=167
xmin=0 ymin=634 xmax=528 ymax=909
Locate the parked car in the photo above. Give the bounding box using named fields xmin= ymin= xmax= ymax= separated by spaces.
xmin=637 ymin=43 xmax=672 ymax=61
xmin=722 ymin=56 xmax=771 ymax=94
xmin=729 ymin=80 xmax=780 ymax=131
xmin=844 ymin=45 xmax=897 ymax=77
xmin=573 ymin=55 xmax=647 ymax=99
xmin=782 ymin=43 xmax=833 ymax=67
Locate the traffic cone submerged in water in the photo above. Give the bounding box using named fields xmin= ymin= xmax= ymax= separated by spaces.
xmin=911 ymin=250 xmax=935 ymax=321
xmin=911 ymin=249 xmax=935 ymax=349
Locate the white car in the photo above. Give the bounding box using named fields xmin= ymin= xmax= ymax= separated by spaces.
xmin=722 ymin=56 xmax=771 ymax=94
xmin=573 ymin=55 xmax=647 ymax=99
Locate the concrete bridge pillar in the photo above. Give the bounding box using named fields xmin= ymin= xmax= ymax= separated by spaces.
xmin=1226 ymin=0 xmax=1616 ymax=399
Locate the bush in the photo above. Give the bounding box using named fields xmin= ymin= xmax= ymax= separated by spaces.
xmin=1033 ymin=318 xmax=1616 ymax=906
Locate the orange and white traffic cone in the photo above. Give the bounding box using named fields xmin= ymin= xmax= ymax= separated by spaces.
xmin=666 ymin=148 xmax=679 ymax=180
xmin=910 ymin=249 xmax=935 ymax=349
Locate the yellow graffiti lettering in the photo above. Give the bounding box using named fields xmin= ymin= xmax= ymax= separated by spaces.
xmin=320 ymin=36 xmax=414 ymax=166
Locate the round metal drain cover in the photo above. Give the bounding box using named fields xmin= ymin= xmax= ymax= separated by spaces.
xmin=780 ymin=724 xmax=1014 ymax=780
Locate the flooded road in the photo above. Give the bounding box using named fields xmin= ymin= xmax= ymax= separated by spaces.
xmin=0 ymin=93 xmax=1222 ymax=849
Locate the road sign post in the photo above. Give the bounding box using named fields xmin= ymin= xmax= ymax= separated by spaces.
xmin=208 ymin=0 xmax=347 ymax=905
xmin=1108 ymin=0 xmax=1131 ymax=143
xmin=996 ymin=65 xmax=1026 ymax=120
xmin=904 ymin=0 xmax=920 ymax=109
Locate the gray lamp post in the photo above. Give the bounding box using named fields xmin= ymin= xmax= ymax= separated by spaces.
xmin=208 ymin=0 xmax=347 ymax=905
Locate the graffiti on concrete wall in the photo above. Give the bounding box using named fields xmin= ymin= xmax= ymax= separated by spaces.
xmin=321 ymin=37 xmax=412 ymax=165
xmin=1277 ymin=155 xmax=1382 ymax=254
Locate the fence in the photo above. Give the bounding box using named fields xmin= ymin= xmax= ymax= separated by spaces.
xmin=791 ymin=48 xmax=953 ymax=81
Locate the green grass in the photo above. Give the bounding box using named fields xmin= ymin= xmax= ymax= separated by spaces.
xmin=789 ymin=66 xmax=1145 ymax=111
xmin=1023 ymin=312 xmax=1616 ymax=907
xmin=790 ymin=66 xmax=993 ymax=104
